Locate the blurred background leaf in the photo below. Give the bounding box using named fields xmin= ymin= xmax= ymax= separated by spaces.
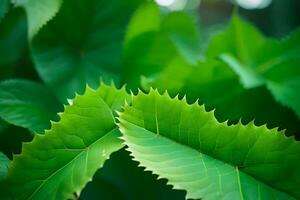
xmin=31 ymin=0 xmax=146 ymax=102
xmin=0 ymin=0 xmax=299 ymax=199
xmin=132 ymin=4 xmax=300 ymax=138
xmin=0 ymin=0 xmax=9 ymax=22
xmin=0 ymin=79 xmax=62 ymax=133
xmin=0 ymin=152 xmax=9 ymax=181
xmin=121 ymin=2 xmax=200 ymax=90
xmin=13 ymin=0 xmax=62 ymax=40
xmin=0 ymin=7 xmax=28 ymax=80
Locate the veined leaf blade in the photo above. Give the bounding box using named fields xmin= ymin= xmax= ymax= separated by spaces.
xmin=119 ymin=89 xmax=300 ymax=199
xmin=2 ymin=83 xmax=131 ymax=200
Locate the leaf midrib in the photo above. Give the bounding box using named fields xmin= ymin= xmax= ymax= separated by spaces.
xmin=27 ymin=127 xmax=118 ymax=200
xmin=123 ymin=120 xmax=293 ymax=199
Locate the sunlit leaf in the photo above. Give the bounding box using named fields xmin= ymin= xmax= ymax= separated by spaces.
xmin=2 ymin=83 xmax=130 ymax=200
xmin=119 ymin=89 xmax=300 ymax=199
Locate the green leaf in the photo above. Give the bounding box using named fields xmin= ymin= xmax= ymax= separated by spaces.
xmin=0 ymin=79 xmax=63 ymax=133
xmin=206 ymin=14 xmax=265 ymax=88
xmin=81 ymin=148 xmax=185 ymax=200
xmin=119 ymin=89 xmax=300 ymax=199
xmin=121 ymin=2 xmax=200 ymax=90
xmin=206 ymin=14 xmax=264 ymax=64
xmin=142 ymin=60 xmax=300 ymax=136
xmin=206 ymin=15 xmax=300 ymax=119
xmin=0 ymin=119 xmax=8 ymax=133
xmin=0 ymin=152 xmax=9 ymax=181
xmin=0 ymin=7 xmax=27 ymax=68
xmin=3 ymin=83 xmax=131 ymax=200
xmin=0 ymin=0 xmax=9 ymax=22
xmin=220 ymin=31 xmax=300 ymax=119
xmin=267 ymin=79 xmax=300 ymax=119
xmin=219 ymin=54 xmax=264 ymax=88
xmin=31 ymin=0 xmax=145 ymax=102
xmin=14 ymin=0 xmax=62 ymax=40
xmin=124 ymin=2 xmax=161 ymax=44
xmin=140 ymin=56 xmax=194 ymax=95
xmin=260 ymin=31 xmax=300 ymax=119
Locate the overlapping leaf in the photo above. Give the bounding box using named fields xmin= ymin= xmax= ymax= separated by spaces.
xmin=0 ymin=7 xmax=27 ymax=71
xmin=1 ymin=83 xmax=130 ymax=200
xmin=206 ymin=14 xmax=265 ymax=88
xmin=0 ymin=79 xmax=62 ymax=133
xmin=140 ymin=15 xmax=300 ymax=137
xmin=121 ymin=2 xmax=200 ymax=90
xmin=208 ymin=15 xmax=300 ymax=119
xmin=119 ymin=89 xmax=300 ymax=199
xmin=31 ymin=0 xmax=145 ymax=102
xmin=14 ymin=0 xmax=62 ymax=40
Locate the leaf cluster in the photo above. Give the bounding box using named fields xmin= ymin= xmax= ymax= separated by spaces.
xmin=0 ymin=1 xmax=300 ymax=199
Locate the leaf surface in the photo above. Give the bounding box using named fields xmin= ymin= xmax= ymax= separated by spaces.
xmin=260 ymin=31 xmax=300 ymax=118
xmin=142 ymin=60 xmax=300 ymax=136
xmin=14 ymin=0 xmax=62 ymax=39
xmin=31 ymin=0 xmax=144 ymax=102
xmin=207 ymin=15 xmax=300 ymax=118
xmin=0 ymin=79 xmax=62 ymax=133
xmin=0 ymin=152 xmax=9 ymax=181
xmin=0 ymin=7 xmax=27 ymax=69
xmin=2 ymin=83 xmax=130 ymax=200
xmin=0 ymin=0 xmax=9 ymax=22
xmin=119 ymin=90 xmax=300 ymax=199
xmin=121 ymin=2 xmax=200 ymax=90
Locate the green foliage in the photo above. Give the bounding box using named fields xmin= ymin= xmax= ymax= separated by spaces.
xmin=119 ymin=89 xmax=300 ymax=199
xmin=14 ymin=0 xmax=62 ymax=40
xmin=0 ymin=79 xmax=62 ymax=133
xmin=0 ymin=153 xmax=9 ymax=181
xmin=0 ymin=7 xmax=27 ymax=70
xmin=0 ymin=0 xmax=9 ymax=22
xmin=210 ymin=17 xmax=300 ymax=119
xmin=31 ymin=0 xmax=145 ymax=102
xmin=121 ymin=2 xmax=200 ymax=90
xmin=0 ymin=1 xmax=300 ymax=199
xmin=2 ymin=83 xmax=130 ymax=199
xmin=137 ymin=14 xmax=300 ymax=137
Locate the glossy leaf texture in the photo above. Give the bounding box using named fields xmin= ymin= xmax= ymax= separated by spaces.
xmin=119 ymin=89 xmax=300 ymax=199
xmin=14 ymin=0 xmax=62 ymax=40
xmin=207 ymin=15 xmax=300 ymax=119
xmin=1 ymin=83 xmax=131 ymax=200
xmin=31 ymin=0 xmax=145 ymax=102
xmin=0 ymin=79 xmax=62 ymax=133
xmin=121 ymin=2 xmax=200 ymax=90
xmin=140 ymin=14 xmax=300 ymax=137
xmin=182 ymin=61 xmax=300 ymax=137
xmin=0 ymin=7 xmax=27 ymax=70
